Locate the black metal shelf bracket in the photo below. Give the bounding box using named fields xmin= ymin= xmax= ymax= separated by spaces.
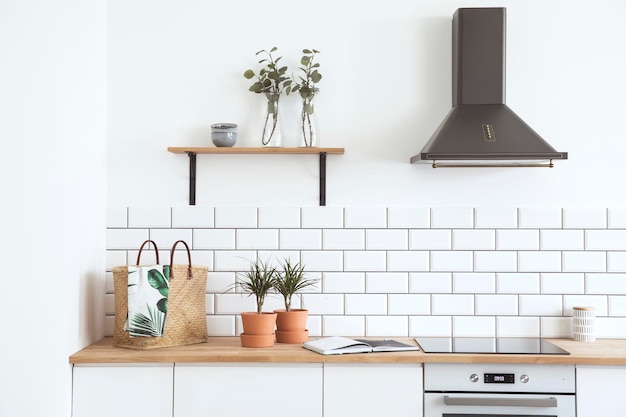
xmin=319 ymin=152 xmax=327 ymax=206
xmin=187 ymin=151 xmax=197 ymax=205
xmin=183 ymin=150 xmax=330 ymax=206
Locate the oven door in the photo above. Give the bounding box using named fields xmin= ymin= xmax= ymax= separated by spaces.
xmin=424 ymin=393 xmax=576 ymax=417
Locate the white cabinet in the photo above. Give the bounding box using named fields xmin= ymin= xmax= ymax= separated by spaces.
xmin=323 ymin=363 xmax=423 ymax=417
xmin=174 ymin=363 xmax=323 ymax=417
xmin=576 ymin=365 xmax=626 ymax=417
xmin=72 ymin=364 xmax=173 ymax=417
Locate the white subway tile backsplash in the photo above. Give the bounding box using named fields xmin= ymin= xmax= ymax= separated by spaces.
xmin=586 ymin=230 xmax=626 ymax=250
xmin=496 ymin=230 xmax=539 ymax=250
xmin=106 ymin=228 xmax=149 ymax=250
xmin=541 ymin=273 xmax=585 ymax=294
xmin=280 ymin=229 xmax=322 ymax=250
xmin=431 ymin=207 xmax=473 ymax=229
xmin=540 ymin=317 xmax=571 ymax=338
xmin=519 ymin=295 xmax=562 ymax=316
xmin=596 ymin=317 xmax=626 ymax=338
xmin=453 ymin=273 xmax=496 ymax=294
xmin=475 ymin=207 xmax=517 ymax=229
xmin=431 ymin=294 xmax=474 ymax=315
xmin=324 ymin=272 xmax=365 ymax=293
xmin=608 ymin=252 xmax=626 ymax=272
xmin=105 ymin=206 xmax=626 ymax=339
xmin=366 ymin=272 xmax=408 ymax=293
xmin=236 ymin=229 xmax=279 ymax=250
xmin=388 ymin=294 xmax=430 ymax=315
xmin=453 ymin=316 xmax=495 ymax=337
xmin=497 ymin=273 xmax=540 ymax=294
xmin=608 ymin=296 xmax=626 ymax=316
xmin=345 ymin=207 xmax=387 ymax=228
xmin=366 ymin=229 xmax=408 ymax=250
xmin=496 ymin=317 xmax=540 ymax=337
xmin=431 ymin=251 xmax=473 ymax=272
xmin=107 ymin=207 xmax=128 ymax=228
xmin=366 ymin=316 xmax=408 ymax=336
xmin=344 ymin=251 xmax=386 ymax=272
xmin=563 ymin=207 xmax=607 ymax=229
xmin=301 ymin=206 xmax=343 ymax=228
xmin=215 ymin=207 xmax=257 ymax=228
xmin=540 ymin=230 xmax=584 ymax=250
xmin=206 ymin=271 xmax=235 ymax=293
xmin=301 ymin=250 xmax=343 ymax=271
xmin=258 ymin=207 xmax=300 ymax=228
xmin=387 ymin=207 xmax=430 ymax=228
xmin=323 ymin=229 xmax=365 ymax=250
xmin=608 ymin=208 xmax=626 ymax=229
xmin=345 ymin=294 xmax=387 ymax=314
xmin=128 ymin=207 xmax=171 ymax=228
xmin=563 ymin=295 xmax=608 ymax=316
xmin=171 ymin=206 xmax=214 ymax=228
xmin=562 ymin=251 xmax=606 ymax=272
xmin=519 ymin=207 xmax=562 ymax=229
xmin=149 ymin=229 xmax=193 ymax=251
xmin=409 ymin=230 xmax=451 ymax=250
xmin=518 ymin=251 xmax=561 ymax=272
xmin=475 ymin=295 xmax=518 ymax=315
xmin=323 ymin=316 xmax=365 ymax=337
xmin=214 ymin=250 xmax=256 ymax=271
xmin=586 ymin=273 xmax=626 ymax=295
xmin=409 ymin=316 xmax=452 ymax=337
xmin=474 ymin=251 xmax=517 ymax=272
xmin=409 ymin=272 xmax=452 ymax=294
xmin=453 ymin=230 xmax=495 ymax=250
xmin=206 ymin=315 xmax=236 ymax=337
xmin=387 ymin=251 xmax=429 ymax=272
xmin=303 ymin=294 xmax=344 ymax=314
xmin=194 ymin=229 xmax=235 ymax=250
xmin=106 ymin=250 xmax=127 ymax=271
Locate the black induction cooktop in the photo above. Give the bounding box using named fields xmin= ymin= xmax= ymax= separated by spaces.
xmin=414 ymin=337 xmax=570 ymax=355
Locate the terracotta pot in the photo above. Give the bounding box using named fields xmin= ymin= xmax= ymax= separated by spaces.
xmin=275 ymin=309 xmax=308 ymax=332
xmin=240 ymin=312 xmax=277 ymax=335
xmin=240 ymin=333 xmax=276 ymax=348
xmin=276 ymin=329 xmax=309 ymax=344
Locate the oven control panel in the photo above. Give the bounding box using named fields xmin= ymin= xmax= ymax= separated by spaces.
xmin=424 ymin=363 xmax=575 ymax=393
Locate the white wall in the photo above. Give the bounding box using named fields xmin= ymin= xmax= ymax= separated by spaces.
xmin=0 ymin=1 xmax=106 ymax=416
xmin=107 ymin=0 xmax=626 ymax=207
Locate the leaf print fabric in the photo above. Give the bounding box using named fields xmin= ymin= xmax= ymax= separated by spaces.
xmin=125 ymin=265 xmax=170 ymax=337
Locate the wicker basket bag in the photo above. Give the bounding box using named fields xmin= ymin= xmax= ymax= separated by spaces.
xmin=112 ymin=240 xmax=208 ymax=349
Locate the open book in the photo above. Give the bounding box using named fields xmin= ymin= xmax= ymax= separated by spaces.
xmin=302 ymin=336 xmax=420 ymax=355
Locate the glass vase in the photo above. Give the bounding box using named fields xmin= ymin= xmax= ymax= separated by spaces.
xmin=261 ymin=92 xmax=283 ymax=147
xmin=298 ymin=94 xmax=319 ymax=147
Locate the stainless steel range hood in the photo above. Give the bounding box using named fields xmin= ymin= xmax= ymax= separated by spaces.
xmin=411 ymin=7 xmax=567 ymax=167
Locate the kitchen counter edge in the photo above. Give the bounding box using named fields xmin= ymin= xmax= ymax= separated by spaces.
xmin=69 ymin=337 xmax=626 ymax=366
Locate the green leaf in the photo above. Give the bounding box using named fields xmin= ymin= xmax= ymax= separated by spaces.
xmin=311 ymin=71 xmax=322 ymax=83
xmin=147 ymin=269 xmax=168 ymax=290
xmin=157 ymin=297 xmax=168 ymax=313
xmin=270 ymin=46 xmax=278 ymax=52
xmin=243 ymin=69 xmax=255 ymax=79
xmin=301 ymin=56 xmax=311 ymax=66
xmin=158 ymin=286 xmax=169 ymax=297
xmin=303 ymin=49 xmax=312 ymax=54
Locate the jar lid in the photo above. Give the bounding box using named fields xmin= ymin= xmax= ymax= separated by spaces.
xmin=573 ymin=306 xmax=595 ymax=311
xmin=211 ymin=123 xmax=237 ymax=129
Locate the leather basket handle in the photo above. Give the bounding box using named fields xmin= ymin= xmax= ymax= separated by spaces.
xmin=170 ymin=240 xmax=193 ymax=279
xmin=136 ymin=240 xmax=159 ymax=265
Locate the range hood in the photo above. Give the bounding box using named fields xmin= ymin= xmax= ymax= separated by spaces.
xmin=411 ymin=7 xmax=567 ymax=167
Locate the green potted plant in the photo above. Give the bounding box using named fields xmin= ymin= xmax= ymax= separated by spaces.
xmin=291 ymin=48 xmax=322 ymax=147
xmin=243 ymin=47 xmax=292 ymax=147
xmin=228 ymin=258 xmax=279 ymax=347
xmin=273 ymin=258 xmax=318 ymax=343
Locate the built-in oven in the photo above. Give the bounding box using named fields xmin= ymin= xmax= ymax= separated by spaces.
xmin=416 ymin=338 xmax=575 ymax=417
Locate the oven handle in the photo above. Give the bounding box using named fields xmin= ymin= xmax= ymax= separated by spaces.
xmin=443 ymin=395 xmax=558 ymax=408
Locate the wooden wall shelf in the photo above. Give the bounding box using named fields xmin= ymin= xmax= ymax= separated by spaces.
xmin=167 ymin=147 xmax=345 ymax=206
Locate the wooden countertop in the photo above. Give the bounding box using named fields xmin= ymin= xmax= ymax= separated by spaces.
xmin=69 ymin=337 xmax=626 ymax=366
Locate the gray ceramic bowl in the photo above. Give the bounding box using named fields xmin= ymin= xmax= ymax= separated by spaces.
xmin=211 ymin=123 xmax=238 ymax=147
